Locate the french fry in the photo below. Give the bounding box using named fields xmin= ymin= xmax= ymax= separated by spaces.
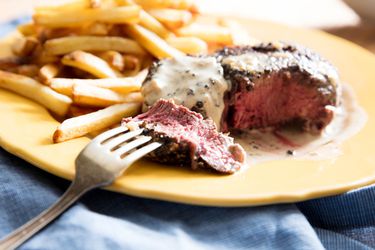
xmin=134 ymin=0 xmax=195 ymax=10
xmin=32 ymin=51 xmax=61 ymax=66
xmin=148 ymin=8 xmax=192 ymax=30
xmin=123 ymin=55 xmax=141 ymax=72
xmin=35 ymin=0 xmax=91 ymax=13
xmin=166 ymin=36 xmax=207 ymax=54
xmin=97 ymin=51 xmax=124 ymax=71
xmin=16 ymin=65 xmax=39 ymax=78
xmin=49 ymin=79 xmax=76 ymax=96
xmin=53 ymin=102 xmax=141 ymax=143
xmin=176 ymin=23 xmax=232 ymax=44
xmin=114 ymin=0 xmax=135 ymax=5
xmin=62 ymin=50 xmax=121 ymax=78
xmin=72 ymin=84 xmax=143 ymax=107
xmin=44 ymin=36 xmax=146 ymax=56
xmin=17 ymin=23 xmax=37 ymax=36
xmin=218 ymin=19 xmax=255 ymax=45
xmin=0 ymin=70 xmax=72 ymax=116
xmin=50 ymin=69 xmax=147 ymax=96
xmin=39 ymin=63 xmax=61 ymax=84
xmin=51 ymin=77 xmax=142 ymax=97
xmin=0 ymin=56 xmax=29 ymax=71
xmin=33 ymin=5 xmax=141 ymax=28
xmin=37 ymin=27 xmax=81 ymax=41
xmin=12 ymin=37 xmax=40 ymax=57
xmin=139 ymin=10 xmax=172 ymax=39
xmin=114 ymin=0 xmax=172 ymax=38
xmin=141 ymin=54 xmax=153 ymax=68
xmin=82 ymin=22 xmax=109 ymax=36
xmin=123 ymin=24 xmax=184 ymax=59
xmin=89 ymin=0 xmax=119 ymax=8
xmin=42 ymin=24 xmax=110 ymax=38
xmin=68 ymin=105 xmax=100 ymax=117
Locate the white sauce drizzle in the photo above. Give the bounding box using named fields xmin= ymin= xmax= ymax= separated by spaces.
xmin=142 ymin=56 xmax=229 ymax=129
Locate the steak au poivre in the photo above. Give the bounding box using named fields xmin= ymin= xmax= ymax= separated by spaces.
xmin=123 ymin=42 xmax=341 ymax=173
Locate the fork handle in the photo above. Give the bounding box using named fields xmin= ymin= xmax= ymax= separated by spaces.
xmin=0 ymin=180 xmax=94 ymax=250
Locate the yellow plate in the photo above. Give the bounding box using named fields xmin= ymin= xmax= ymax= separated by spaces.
xmin=1 ymin=17 xmax=375 ymax=207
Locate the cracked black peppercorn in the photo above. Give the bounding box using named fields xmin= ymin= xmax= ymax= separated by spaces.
xmin=196 ymin=101 xmax=204 ymax=108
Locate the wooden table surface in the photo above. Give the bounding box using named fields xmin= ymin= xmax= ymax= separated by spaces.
xmin=1 ymin=0 xmax=375 ymax=53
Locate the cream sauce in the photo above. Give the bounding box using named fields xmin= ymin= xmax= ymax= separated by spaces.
xmin=142 ymin=56 xmax=229 ymax=129
xmin=233 ymin=83 xmax=367 ymax=168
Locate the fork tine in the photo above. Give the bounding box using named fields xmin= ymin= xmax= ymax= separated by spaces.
xmin=103 ymin=129 xmax=144 ymax=150
xmin=122 ymin=142 xmax=162 ymax=166
xmin=114 ymin=135 xmax=152 ymax=157
xmin=93 ymin=126 xmax=128 ymax=143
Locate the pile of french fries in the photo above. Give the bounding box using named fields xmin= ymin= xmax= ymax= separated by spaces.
xmin=0 ymin=0 xmax=252 ymax=143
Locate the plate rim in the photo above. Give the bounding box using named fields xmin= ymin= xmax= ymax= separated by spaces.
xmin=1 ymin=16 xmax=375 ymax=207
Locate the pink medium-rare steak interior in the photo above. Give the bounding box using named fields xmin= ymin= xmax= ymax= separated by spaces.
xmin=230 ymin=71 xmax=335 ymax=132
xmin=123 ymin=99 xmax=245 ymax=174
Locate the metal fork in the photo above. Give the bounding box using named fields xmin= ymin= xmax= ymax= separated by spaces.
xmin=0 ymin=126 xmax=161 ymax=250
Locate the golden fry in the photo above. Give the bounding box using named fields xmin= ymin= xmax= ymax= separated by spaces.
xmin=134 ymin=0 xmax=195 ymax=10
xmin=123 ymin=55 xmax=141 ymax=72
xmin=39 ymin=63 xmax=61 ymax=84
xmin=37 ymin=27 xmax=81 ymax=41
xmin=0 ymin=56 xmax=29 ymax=71
xmin=33 ymin=5 xmax=141 ymax=28
xmin=12 ymin=37 xmax=40 ymax=57
xmin=176 ymin=23 xmax=232 ymax=44
xmin=44 ymin=36 xmax=146 ymax=56
xmin=17 ymin=23 xmax=37 ymax=36
xmin=53 ymin=102 xmax=141 ymax=143
xmin=35 ymin=0 xmax=90 ymax=13
xmin=0 ymin=70 xmax=72 ymax=116
xmin=68 ymin=105 xmax=99 ymax=117
xmin=81 ymin=23 xmax=109 ymax=36
xmin=139 ymin=10 xmax=172 ymax=39
xmin=32 ymin=51 xmax=61 ymax=66
xmin=166 ymin=36 xmax=207 ymax=54
xmin=49 ymin=79 xmax=75 ymax=97
xmin=72 ymin=84 xmax=143 ymax=107
xmin=50 ymin=69 xmax=147 ymax=96
xmin=16 ymin=65 xmax=39 ymax=78
xmin=123 ymin=24 xmax=184 ymax=59
xmin=97 ymin=51 xmax=124 ymax=71
xmin=148 ymin=8 xmax=192 ymax=30
xmin=62 ymin=50 xmax=121 ymax=78
xmin=113 ymin=0 xmax=134 ymax=5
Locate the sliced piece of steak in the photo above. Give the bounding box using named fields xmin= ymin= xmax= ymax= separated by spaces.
xmin=122 ymin=99 xmax=245 ymax=174
xmin=217 ymin=42 xmax=340 ymax=133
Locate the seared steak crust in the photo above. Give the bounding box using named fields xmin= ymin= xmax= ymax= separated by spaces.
xmin=140 ymin=128 xmax=192 ymax=166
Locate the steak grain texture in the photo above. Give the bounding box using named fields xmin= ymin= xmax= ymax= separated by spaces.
xmin=122 ymin=99 xmax=246 ymax=174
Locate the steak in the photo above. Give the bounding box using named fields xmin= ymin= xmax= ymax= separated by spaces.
xmin=139 ymin=42 xmax=341 ymax=173
xmin=217 ymin=42 xmax=340 ymax=133
xmin=122 ymin=99 xmax=246 ymax=174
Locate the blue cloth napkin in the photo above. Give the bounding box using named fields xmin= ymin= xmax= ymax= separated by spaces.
xmin=1 ymin=19 xmax=375 ymax=250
